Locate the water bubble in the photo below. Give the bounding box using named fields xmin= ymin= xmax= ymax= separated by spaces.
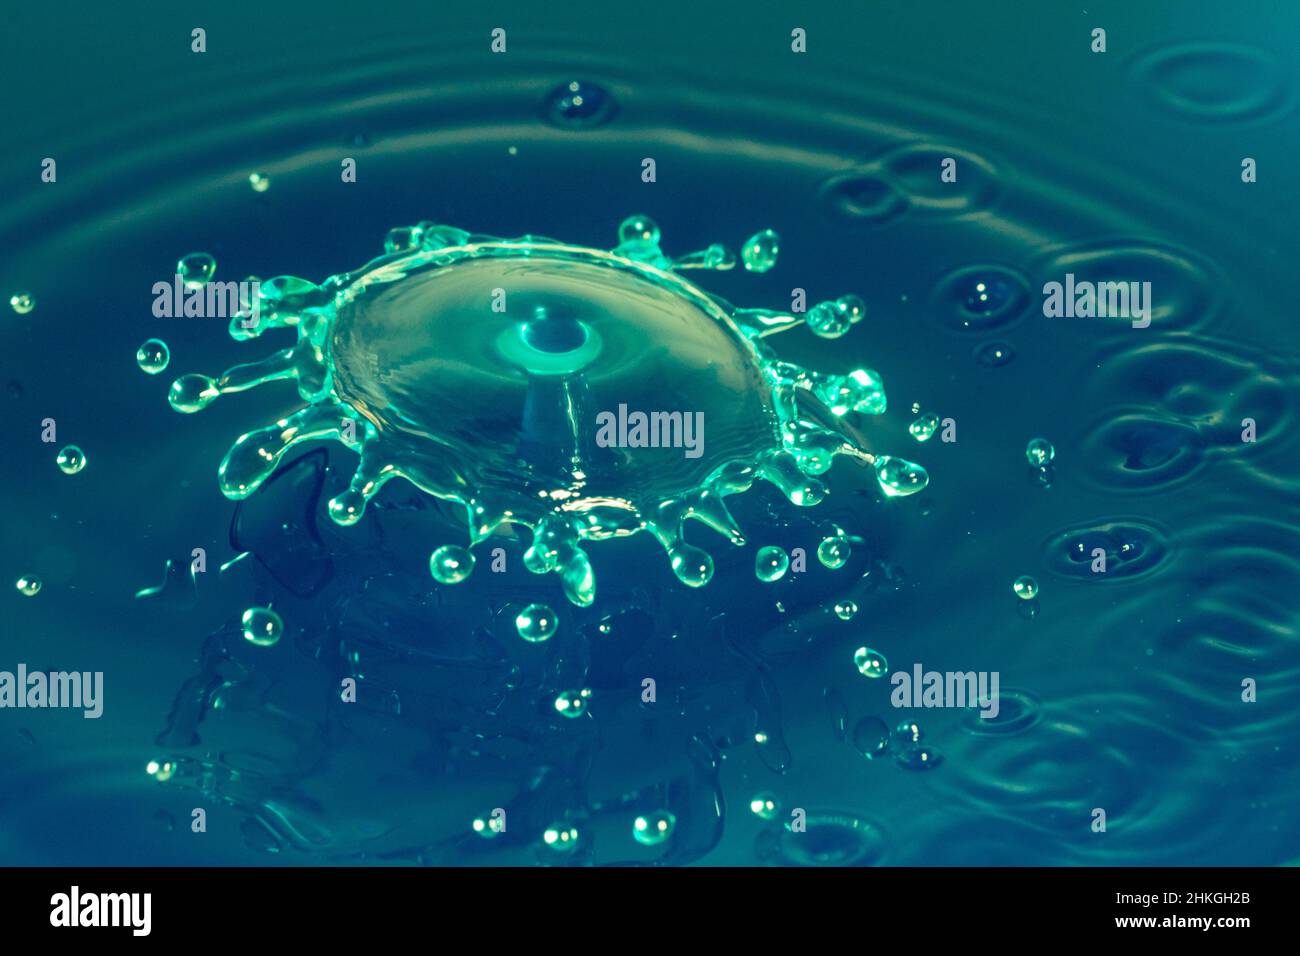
xmin=136 ymin=338 xmax=170 ymax=375
xmin=874 ymin=456 xmax=929 ymax=497
xmin=241 ymin=606 xmax=283 ymax=646
xmin=55 ymin=445 xmax=86 ymax=475
xmin=633 ymin=811 xmax=676 ymax=846
xmin=1025 ymin=438 xmax=1055 ymax=467
xmin=853 ymin=646 xmax=888 ymax=679
xmin=554 ymin=689 xmax=589 ymax=718
xmin=429 ymin=544 xmax=474 ymax=584
xmin=909 ymin=413 xmax=939 ymax=442
xmin=177 ymin=252 xmax=217 ymax=290
xmin=515 ymin=602 xmax=558 ymax=642
xmin=973 ymin=340 xmax=1016 ymax=367
xmin=806 ymin=301 xmax=851 ymax=339
xmin=15 ymin=575 xmax=41 ymax=597
xmin=617 ymin=214 xmax=660 ymax=246
xmin=896 ymin=745 xmax=943 ymax=771
xmin=9 ymin=291 xmax=34 ymax=315
xmin=750 ymin=792 xmax=780 ymax=820
xmin=851 ymin=716 xmax=890 ymax=758
xmin=248 ymin=172 xmax=271 ymax=193
xmin=543 ymin=80 xmax=617 ymax=128
xmin=817 ymin=534 xmax=851 ymax=569
xmin=894 ymin=720 xmax=923 ymax=746
xmin=542 ymin=823 xmax=580 ymax=852
xmin=146 ymin=759 xmax=176 ymax=782
xmin=741 ymin=229 xmax=780 ymax=273
xmin=834 ymin=600 xmax=858 ymax=621
xmin=755 ymin=545 xmax=790 ymax=583
xmin=1012 ymin=575 xmax=1039 ymax=600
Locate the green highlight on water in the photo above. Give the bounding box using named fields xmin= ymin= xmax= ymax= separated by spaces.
xmin=163 ymin=215 xmax=929 ymax=607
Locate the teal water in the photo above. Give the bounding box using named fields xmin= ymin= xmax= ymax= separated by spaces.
xmin=1 ymin=1 xmax=1298 ymax=865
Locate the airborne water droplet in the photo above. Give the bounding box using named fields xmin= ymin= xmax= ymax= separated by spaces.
xmin=136 ymin=338 xmax=170 ymax=375
xmin=750 ymin=792 xmax=780 ymax=820
xmin=633 ymin=811 xmax=677 ymax=846
xmin=1025 ymin=437 xmax=1055 ymax=467
xmin=429 ymin=544 xmax=475 ymax=584
xmin=15 ymin=575 xmax=41 ymax=597
xmin=1012 ymin=575 xmax=1039 ymax=600
xmin=741 ymin=229 xmax=780 ymax=273
xmin=834 ymin=600 xmax=858 ymax=621
xmin=853 ymin=646 xmax=888 ymax=678
xmin=177 ymin=252 xmax=217 ymax=290
xmin=9 ymin=291 xmax=34 ymax=315
xmin=909 ymin=413 xmax=939 ymax=442
xmin=515 ymin=602 xmax=557 ymax=642
xmin=56 ymin=445 xmax=86 ymax=475
xmin=241 ymin=606 xmax=283 ymax=646
xmin=874 ymin=456 xmax=929 ymax=497
xmin=755 ymin=545 xmax=790 ymax=583
xmin=817 ymin=534 xmax=851 ymax=569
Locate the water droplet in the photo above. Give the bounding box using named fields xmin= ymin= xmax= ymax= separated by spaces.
xmin=1012 ymin=575 xmax=1039 ymax=600
xmin=554 ymin=689 xmax=589 ymax=718
xmin=740 ymin=228 xmax=780 ymax=274
xmin=146 ymin=759 xmax=176 ymax=782
xmin=750 ymin=792 xmax=780 ymax=820
xmin=618 ymin=214 xmax=660 ymax=246
xmin=241 ymin=606 xmax=283 ymax=646
xmin=9 ymin=291 xmax=34 ymax=315
xmin=56 ymin=445 xmax=86 ymax=475
xmin=633 ymin=811 xmax=676 ymax=846
xmin=543 ymin=80 xmax=617 ymax=128
xmin=874 ymin=456 xmax=929 ymax=497
xmin=817 ymin=534 xmax=851 ymax=570
xmin=853 ymin=646 xmax=888 ymax=679
xmin=542 ymin=823 xmax=580 ymax=852
xmin=974 ymin=340 xmax=1016 ymax=367
xmin=1025 ymin=438 xmax=1055 ymax=467
xmin=177 ymin=252 xmax=217 ymax=290
xmin=834 ymin=600 xmax=858 ymax=621
xmin=894 ymin=720 xmax=923 ymax=746
xmin=15 ymin=575 xmax=41 ymax=597
xmin=806 ymin=301 xmax=851 ymax=339
xmin=755 ymin=545 xmax=790 ymax=583
xmin=429 ymin=544 xmax=474 ymax=584
xmin=851 ymin=716 xmax=890 ymax=757
xmin=515 ymin=602 xmax=557 ymax=643
xmin=136 ymin=338 xmax=170 ymax=375
xmin=472 ymin=814 xmax=505 ymax=838
xmin=909 ymin=413 xmax=939 ymax=442
xmin=248 ymin=172 xmax=271 ymax=193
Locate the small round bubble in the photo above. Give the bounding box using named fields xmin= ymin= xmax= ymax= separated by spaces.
xmin=15 ymin=575 xmax=42 ymax=597
xmin=241 ymin=606 xmax=283 ymax=646
xmin=515 ymin=602 xmax=558 ymax=643
xmin=853 ymin=646 xmax=888 ymax=678
xmin=741 ymin=229 xmax=780 ymax=273
xmin=633 ymin=811 xmax=677 ymax=846
xmin=56 ymin=445 xmax=86 ymax=475
xmin=1025 ymin=438 xmax=1055 ymax=467
xmin=755 ymin=545 xmax=790 ymax=583
xmin=750 ymin=792 xmax=780 ymax=820
xmin=9 ymin=292 xmax=34 ymax=315
xmin=177 ymin=252 xmax=217 ymax=290
xmin=1013 ymin=575 xmax=1039 ymax=600
xmin=429 ymin=545 xmax=475 ymax=584
xmin=136 ymin=338 xmax=171 ymax=375
xmin=817 ymin=535 xmax=851 ymax=569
